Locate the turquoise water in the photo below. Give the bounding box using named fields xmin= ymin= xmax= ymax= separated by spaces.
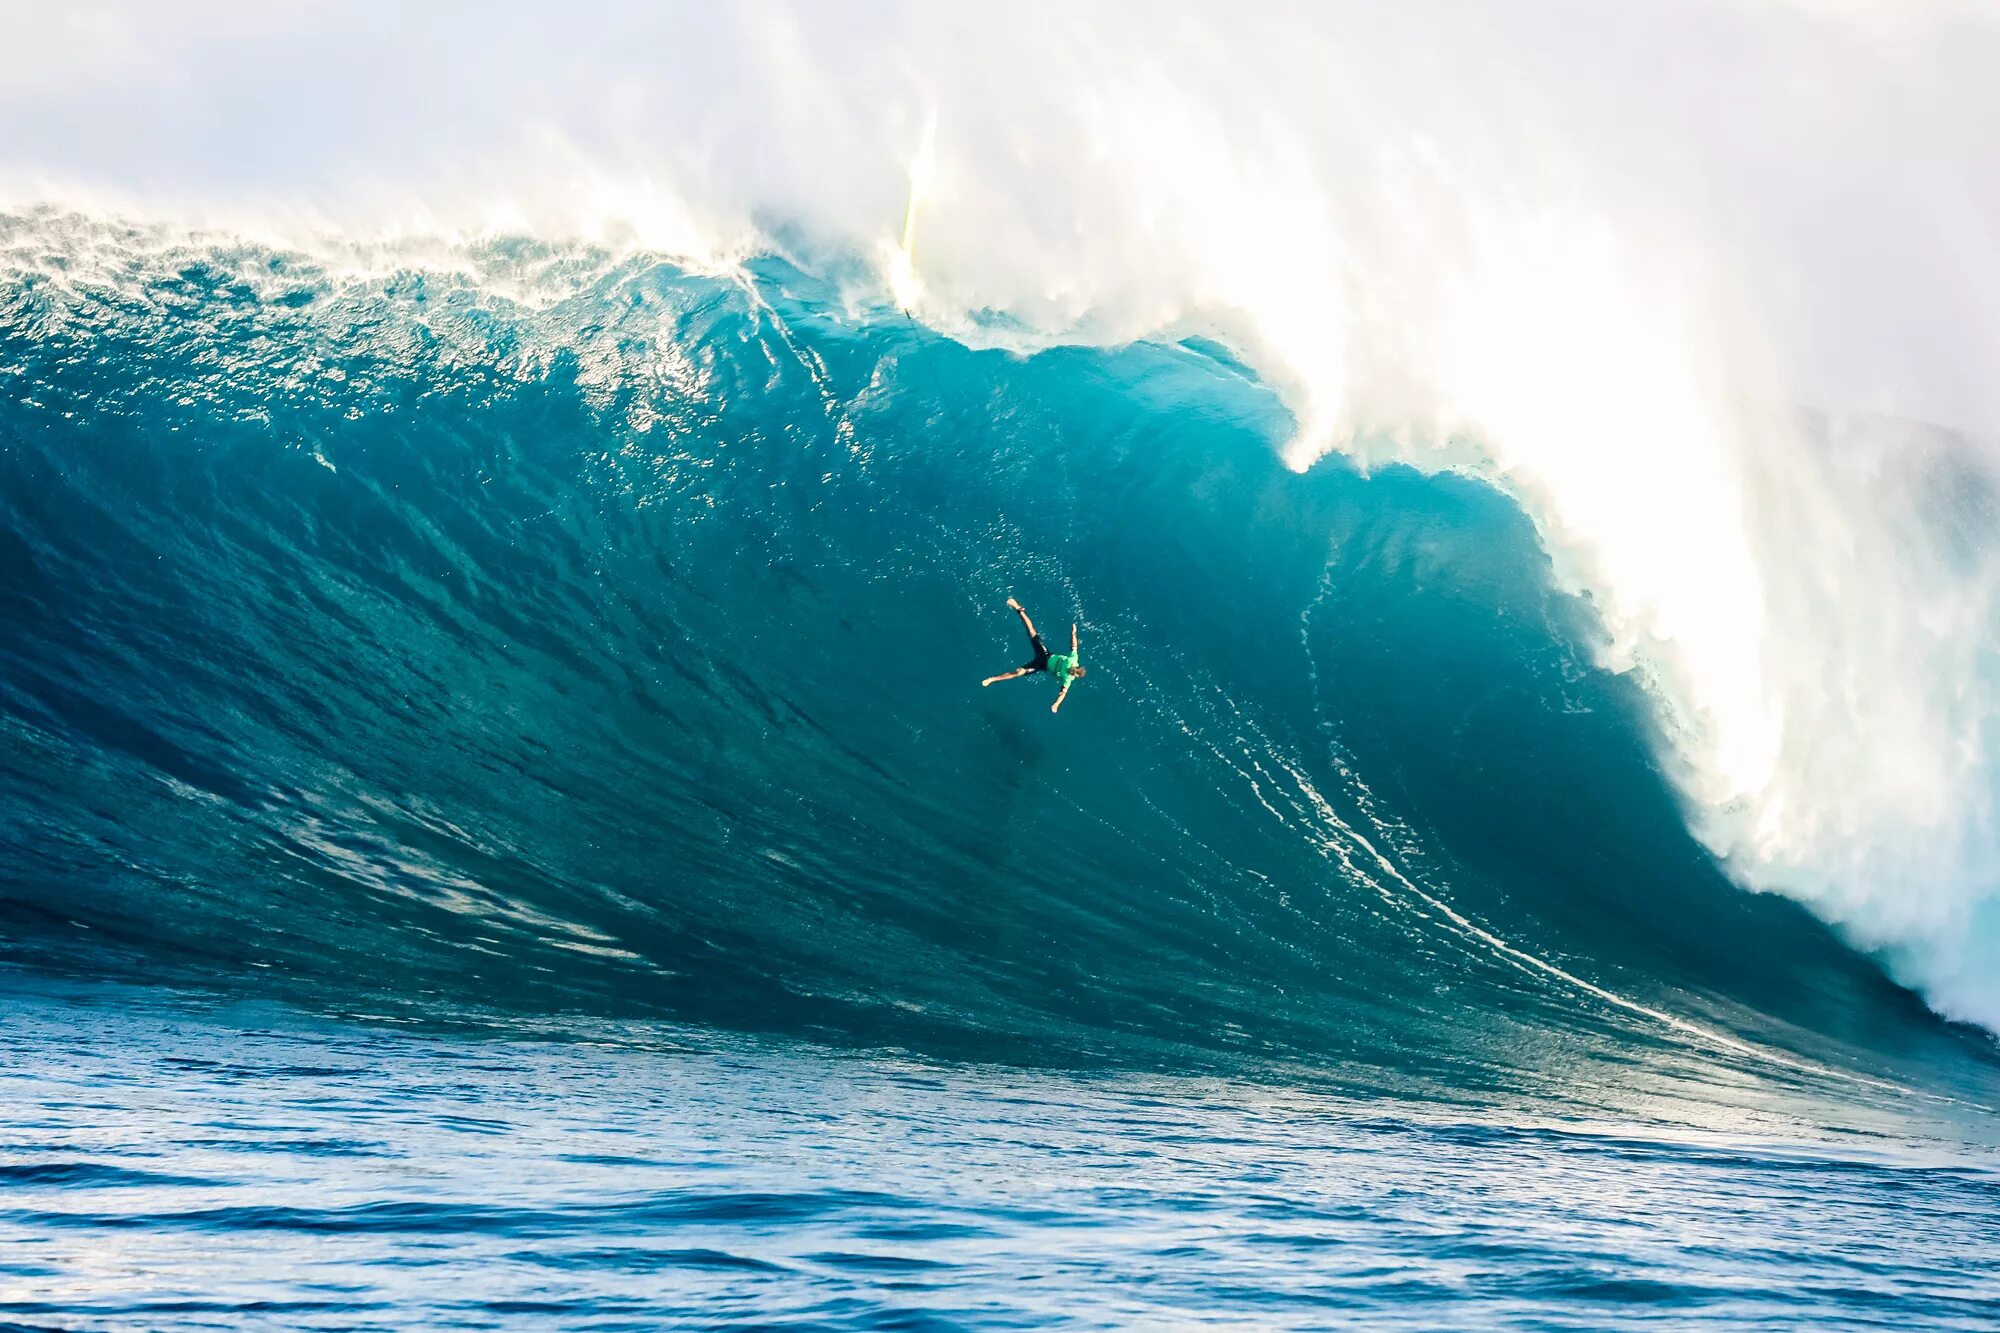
xmin=1 ymin=216 xmax=1997 ymax=1325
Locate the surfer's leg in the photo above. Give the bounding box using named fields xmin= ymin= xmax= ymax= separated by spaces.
xmin=1011 ymin=601 xmax=1039 ymax=642
xmin=982 ymin=667 xmax=1036 ymax=687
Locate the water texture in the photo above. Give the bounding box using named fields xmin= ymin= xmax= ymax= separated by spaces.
xmin=1 ymin=216 xmax=1997 ymax=1327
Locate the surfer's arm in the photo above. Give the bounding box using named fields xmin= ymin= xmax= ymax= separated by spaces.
xmin=1051 ymin=682 xmax=1071 ymax=714
xmin=1070 ymin=622 xmax=1079 ymax=653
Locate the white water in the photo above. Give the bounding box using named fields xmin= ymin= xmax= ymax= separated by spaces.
xmin=5 ymin=1 xmax=1999 ymax=1031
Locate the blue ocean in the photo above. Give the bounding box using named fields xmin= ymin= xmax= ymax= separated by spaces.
xmin=4 ymin=5 xmax=2000 ymax=1326
xmin=0 ymin=219 xmax=1995 ymax=1328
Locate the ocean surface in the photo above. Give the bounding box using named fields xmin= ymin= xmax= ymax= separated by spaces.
xmin=3 ymin=981 xmax=1997 ymax=1331
xmin=2 ymin=213 xmax=1998 ymax=1327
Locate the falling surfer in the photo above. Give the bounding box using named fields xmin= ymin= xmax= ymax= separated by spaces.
xmin=982 ymin=597 xmax=1086 ymax=713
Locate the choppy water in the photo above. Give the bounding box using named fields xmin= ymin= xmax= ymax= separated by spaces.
xmin=0 ymin=983 xmax=1994 ymax=1331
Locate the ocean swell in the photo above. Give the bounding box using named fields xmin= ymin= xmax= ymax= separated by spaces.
xmin=0 ymin=218 xmax=1993 ymax=1122
xmin=4 ymin=3 xmax=1999 ymax=1037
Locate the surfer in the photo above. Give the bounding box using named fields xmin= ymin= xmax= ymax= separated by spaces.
xmin=982 ymin=597 xmax=1086 ymax=713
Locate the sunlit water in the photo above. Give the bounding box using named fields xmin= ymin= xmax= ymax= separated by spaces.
xmin=0 ymin=984 xmax=1993 ymax=1331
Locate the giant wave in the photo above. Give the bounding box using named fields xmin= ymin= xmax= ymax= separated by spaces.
xmin=2 ymin=2 xmax=1999 ymax=1117
xmin=0 ymin=214 xmax=1994 ymax=1124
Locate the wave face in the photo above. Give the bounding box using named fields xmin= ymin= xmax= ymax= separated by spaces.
xmin=5 ymin=3 xmax=2000 ymax=1046
xmin=1 ymin=216 xmax=1994 ymax=1117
